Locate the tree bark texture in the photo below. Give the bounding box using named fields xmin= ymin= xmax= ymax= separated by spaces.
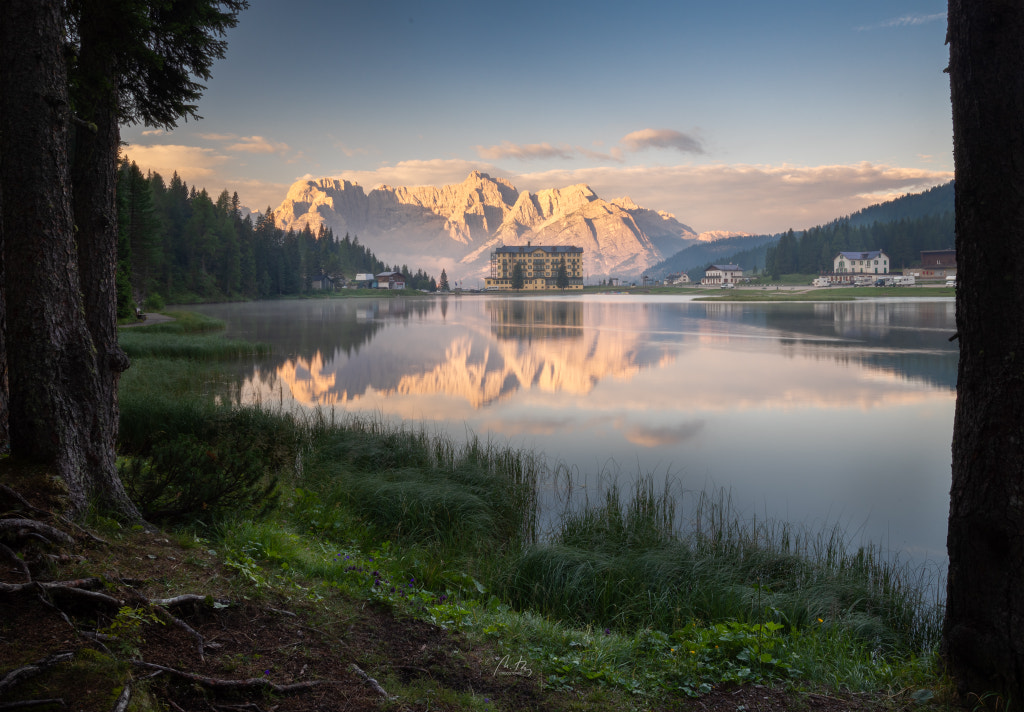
xmin=0 ymin=0 xmax=138 ymax=520
xmin=945 ymin=0 xmax=1024 ymax=700
xmin=71 ymin=0 xmax=135 ymax=518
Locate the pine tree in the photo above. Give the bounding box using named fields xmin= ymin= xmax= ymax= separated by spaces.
xmin=511 ymin=262 xmax=525 ymax=290
xmin=439 ymin=268 xmax=450 ymax=292
xmin=556 ymin=258 xmax=569 ymax=290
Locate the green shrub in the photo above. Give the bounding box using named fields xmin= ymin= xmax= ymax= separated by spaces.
xmin=120 ymin=433 xmax=279 ymax=525
xmin=143 ymin=292 xmax=165 ymax=311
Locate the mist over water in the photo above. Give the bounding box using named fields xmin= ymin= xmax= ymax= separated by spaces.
xmin=192 ymin=294 xmax=956 ymax=568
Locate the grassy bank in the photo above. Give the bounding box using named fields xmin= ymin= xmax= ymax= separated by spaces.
xmin=696 ymin=286 xmax=955 ymax=301
xmin=109 ymin=315 xmax=948 ymax=707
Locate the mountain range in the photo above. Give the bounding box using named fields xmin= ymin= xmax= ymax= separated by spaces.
xmin=273 ymin=171 xmax=706 ymax=282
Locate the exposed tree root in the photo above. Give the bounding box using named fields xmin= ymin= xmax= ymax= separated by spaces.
xmin=0 ymin=487 xmax=341 ymax=709
xmin=133 ymin=661 xmax=333 ymax=694
xmin=0 ymin=652 xmax=75 ymax=695
xmin=0 ymin=518 xmax=75 ymax=548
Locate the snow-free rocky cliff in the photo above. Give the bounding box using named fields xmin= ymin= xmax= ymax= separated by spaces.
xmin=273 ymin=171 xmax=700 ymax=282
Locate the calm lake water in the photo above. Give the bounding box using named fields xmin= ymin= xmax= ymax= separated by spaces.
xmin=192 ymin=294 xmax=956 ymax=567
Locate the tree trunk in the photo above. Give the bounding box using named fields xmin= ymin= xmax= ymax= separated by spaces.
xmin=71 ymin=0 xmax=136 ymax=520
xmin=0 ymin=155 xmax=7 ymax=454
xmin=0 ymin=0 xmax=140 ymax=521
xmin=944 ymin=0 xmax=1024 ymax=701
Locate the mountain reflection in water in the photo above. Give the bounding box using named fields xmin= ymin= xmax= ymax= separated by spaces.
xmin=192 ymin=295 xmax=956 ymax=565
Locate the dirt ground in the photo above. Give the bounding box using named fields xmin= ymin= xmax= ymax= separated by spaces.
xmin=0 ymin=479 xmax=910 ymax=712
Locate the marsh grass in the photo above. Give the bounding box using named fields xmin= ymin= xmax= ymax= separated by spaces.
xmin=495 ymin=477 xmax=943 ymax=656
xmin=295 ymin=412 xmax=540 ymax=561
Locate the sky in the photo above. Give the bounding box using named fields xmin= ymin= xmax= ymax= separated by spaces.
xmin=122 ymin=0 xmax=954 ymax=236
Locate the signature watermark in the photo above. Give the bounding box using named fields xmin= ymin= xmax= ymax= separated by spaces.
xmin=493 ymin=655 xmax=533 ymax=678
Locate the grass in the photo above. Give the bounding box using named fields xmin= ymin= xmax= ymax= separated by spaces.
xmin=111 ymin=312 xmax=949 ymax=704
xmin=697 ymin=286 xmax=955 ymax=301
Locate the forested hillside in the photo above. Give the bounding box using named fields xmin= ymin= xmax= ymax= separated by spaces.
xmin=115 ymin=160 xmax=436 ymax=317
xmin=845 ymin=182 xmax=953 ymax=227
xmin=650 ymin=181 xmax=956 ymax=281
xmin=764 ymin=209 xmax=953 ymax=277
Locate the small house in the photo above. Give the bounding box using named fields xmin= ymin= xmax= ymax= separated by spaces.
xmin=701 ymin=264 xmax=743 ymax=286
xmin=375 ymin=271 xmax=407 ymax=290
xmin=310 ymin=273 xmax=334 ymax=291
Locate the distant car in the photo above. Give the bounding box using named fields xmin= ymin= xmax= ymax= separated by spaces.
xmin=720 ymin=283 xmax=735 ymax=289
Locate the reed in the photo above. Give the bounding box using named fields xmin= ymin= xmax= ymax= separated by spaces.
xmin=494 ymin=476 xmax=943 ymax=654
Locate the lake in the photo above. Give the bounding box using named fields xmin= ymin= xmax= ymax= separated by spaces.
xmin=192 ymin=294 xmax=956 ymax=568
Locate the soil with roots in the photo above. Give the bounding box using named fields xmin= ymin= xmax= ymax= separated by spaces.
xmin=0 ymin=472 xmax=903 ymax=712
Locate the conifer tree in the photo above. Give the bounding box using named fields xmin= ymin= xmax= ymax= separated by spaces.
xmin=439 ymin=269 xmax=450 ymax=292
xmin=556 ymin=258 xmax=570 ymax=290
xmin=511 ymin=262 xmax=525 ymax=290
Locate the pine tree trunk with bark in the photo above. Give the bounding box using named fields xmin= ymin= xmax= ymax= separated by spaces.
xmin=0 ymin=0 xmax=140 ymax=521
xmin=71 ymin=0 xmax=135 ymax=518
xmin=944 ymin=0 xmax=1024 ymax=700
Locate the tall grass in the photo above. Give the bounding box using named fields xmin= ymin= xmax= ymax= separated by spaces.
xmin=295 ymin=412 xmax=539 ymax=558
xmin=493 ymin=476 xmax=943 ymax=655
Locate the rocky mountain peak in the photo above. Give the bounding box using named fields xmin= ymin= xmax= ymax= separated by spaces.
xmin=273 ymin=173 xmax=699 ymax=282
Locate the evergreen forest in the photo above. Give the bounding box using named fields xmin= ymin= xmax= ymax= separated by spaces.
xmin=763 ymin=210 xmax=954 ymax=278
xmin=115 ymin=160 xmax=437 ymax=317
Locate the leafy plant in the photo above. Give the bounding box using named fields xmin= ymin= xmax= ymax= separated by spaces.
xmin=101 ymin=606 xmax=163 ymax=658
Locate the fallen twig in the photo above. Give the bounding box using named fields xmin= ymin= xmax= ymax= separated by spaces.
xmin=111 ymin=683 xmax=131 ymax=712
xmin=150 ymin=604 xmax=215 ymax=661
xmin=0 ymin=698 xmax=67 ymax=710
xmin=349 ymin=663 xmax=395 ymax=700
xmin=149 ymin=593 xmax=227 ymax=608
xmin=133 ymin=661 xmax=330 ymax=694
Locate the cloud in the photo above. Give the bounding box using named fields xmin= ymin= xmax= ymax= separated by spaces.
xmin=511 ymin=162 xmax=953 ymax=233
xmin=475 ymin=141 xmax=575 ymax=161
xmin=328 ymin=134 xmax=370 ymax=157
xmin=121 ymin=143 xmax=228 ymax=181
xmin=319 ymin=158 xmax=502 ymax=190
xmin=621 ymin=128 xmax=704 ymax=154
xmin=857 ymin=13 xmax=946 ymax=31
xmin=230 ymin=178 xmax=293 ymax=212
xmin=195 ymin=133 xmax=290 ymax=155
xmin=473 ymin=130 xmax=701 ymax=164
xmin=225 ymin=135 xmax=290 ymax=154
xmin=623 ymin=420 xmax=706 ymax=448
xmin=121 ymin=142 xmax=291 ymax=211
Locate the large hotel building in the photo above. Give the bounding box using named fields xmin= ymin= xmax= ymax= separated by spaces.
xmin=484 ymin=243 xmax=584 ymax=290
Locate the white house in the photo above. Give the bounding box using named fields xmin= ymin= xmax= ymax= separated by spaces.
xmin=833 ymin=250 xmax=889 ymax=275
xmin=701 ymin=264 xmax=743 ymax=286
xmin=666 ymin=273 xmax=690 ymax=285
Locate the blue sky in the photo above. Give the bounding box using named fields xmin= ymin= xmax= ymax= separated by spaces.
xmin=122 ymin=0 xmax=953 ymax=235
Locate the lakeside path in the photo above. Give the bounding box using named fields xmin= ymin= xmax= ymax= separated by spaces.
xmin=120 ymin=312 xmax=175 ymax=327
